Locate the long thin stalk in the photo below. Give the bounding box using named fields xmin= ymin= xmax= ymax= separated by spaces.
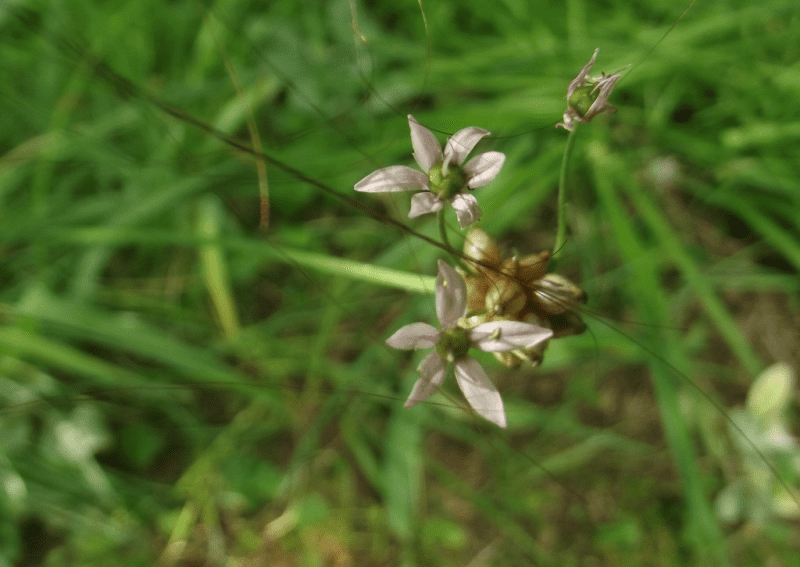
xmin=553 ymin=126 xmax=578 ymax=261
xmin=438 ymin=209 xmax=466 ymax=270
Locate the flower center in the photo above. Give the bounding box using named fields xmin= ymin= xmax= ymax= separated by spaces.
xmin=436 ymin=327 xmax=470 ymax=362
xmin=568 ymin=83 xmax=599 ymax=117
xmin=428 ymin=162 xmax=467 ymax=200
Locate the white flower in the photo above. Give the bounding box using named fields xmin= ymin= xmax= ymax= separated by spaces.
xmin=386 ymin=261 xmax=553 ymax=428
xmin=557 ymin=48 xmax=621 ymax=131
xmin=354 ymin=115 xmax=505 ymax=228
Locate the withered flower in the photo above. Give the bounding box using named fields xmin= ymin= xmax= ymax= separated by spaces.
xmin=557 ymin=48 xmax=621 ymax=131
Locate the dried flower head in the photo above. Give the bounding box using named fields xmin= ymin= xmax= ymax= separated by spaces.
xmin=459 ymin=228 xmax=587 ymax=367
xmin=557 ymin=48 xmax=621 ymax=131
xmin=355 ymin=115 xmax=505 ymax=228
xmin=386 ymin=260 xmax=552 ymax=428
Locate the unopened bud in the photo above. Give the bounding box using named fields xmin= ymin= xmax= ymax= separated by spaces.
xmin=464 ymin=227 xmax=503 ymax=267
xmin=486 ymin=277 xmax=527 ymax=318
xmin=532 ymin=274 xmax=587 ymax=315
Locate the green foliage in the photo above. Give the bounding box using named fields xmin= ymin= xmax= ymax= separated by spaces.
xmin=1 ymin=0 xmax=799 ymax=565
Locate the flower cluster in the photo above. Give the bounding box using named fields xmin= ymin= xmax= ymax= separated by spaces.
xmin=355 ymin=115 xmax=505 ymax=228
xmin=353 ymin=59 xmax=608 ymax=426
xmin=459 ymin=228 xmax=587 ymax=367
xmin=557 ymin=48 xmax=621 ymax=131
xmin=386 ymin=261 xmax=553 ymax=428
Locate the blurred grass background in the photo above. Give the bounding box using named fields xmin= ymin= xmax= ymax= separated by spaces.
xmin=1 ymin=0 xmax=800 ymax=565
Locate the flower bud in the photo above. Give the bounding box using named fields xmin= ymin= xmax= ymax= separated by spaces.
xmin=463 ymin=227 xmax=503 ymax=267
xmin=532 ymin=274 xmax=587 ymax=315
xmin=485 ymin=277 xmax=527 ymax=319
xmin=457 ymin=229 xmax=587 ymax=366
xmin=549 ymin=311 xmax=588 ymax=338
xmin=510 ymin=251 xmax=550 ymax=283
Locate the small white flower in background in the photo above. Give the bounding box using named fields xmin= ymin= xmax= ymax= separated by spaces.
xmin=386 ymin=260 xmax=553 ymax=428
xmin=354 ymin=115 xmax=505 ymax=228
xmin=557 ymin=48 xmax=621 ymax=131
xmin=715 ymin=362 xmax=800 ymax=523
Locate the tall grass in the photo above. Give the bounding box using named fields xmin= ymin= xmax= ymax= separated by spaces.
xmin=1 ymin=0 xmax=799 ymax=565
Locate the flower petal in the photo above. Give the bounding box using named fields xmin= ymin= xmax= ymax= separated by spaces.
xmin=556 ymin=109 xmax=578 ymax=131
xmin=450 ymin=193 xmax=482 ymax=228
xmin=566 ymin=47 xmax=599 ymax=99
xmin=436 ymin=260 xmax=467 ymax=329
xmin=469 ymin=321 xmax=553 ymax=352
xmin=408 ymin=191 xmax=444 ymax=218
xmin=443 ymin=126 xmax=490 ymax=167
xmin=404 ymin=351 xmax=447 ymax=408
xmin=386 ymin=322 xmax=440 ymax=350
xmin=584 ymin=73 xmax=621 ymax=120
xmin=355 ymin=165 xmax=428 ymax=193
xmin=454 ymin=357 xmax=507 ymax=428
xmin=464 ymin=151 xmax=506 ymax=189
xmin=409 ymin=115 xmax=443 ymax=172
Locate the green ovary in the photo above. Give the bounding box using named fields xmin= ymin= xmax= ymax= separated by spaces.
xmin=437 ymin=327 xmax=471 ymax=361
xmin=568 ymin=84 xmax=597 ymax=116
xmin=428 ymin=163 xmax=467 ymax=200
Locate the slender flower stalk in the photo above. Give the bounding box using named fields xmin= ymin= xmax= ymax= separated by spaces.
xmin=553 ymin=126 xmax=578 ymax=260
xmin=355 ymin=115 xmax=505 ymax=228
xmin=386 ymin=261 xmax=553 ymax=428
xmin=437 ymin=210 xmax=452 ymax=252
xmin=553 ymin=48 xmax=620 ymax=259
xmin=436 ymin=209 xmax=463 ymax=270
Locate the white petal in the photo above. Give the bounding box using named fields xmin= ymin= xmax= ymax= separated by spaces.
xmin=386 ymin=322 xmax=440 ymax=350
xmin=464 ymin=151 xmax=505 ymax=189
xmin=443 ymin=126 xmax=490 ymax=167
xmin=404 ymin=351 xmax=447 ymax=408
xmin=450 ymin=193 xmax=482 ymax=228
xmin=408 ymin=191 xmax=443 ymax=218
xmin=436 ymin=260 xmax=467 ymax=329
xmin=454 ymin=357 xmax=507 ymax=428
xmin=354 ymin=165 xmax=428 ymax=193
xmin=408 ymin=115 xmax=443 ymax=172
xmin=469 ymin=321 xmax=553 ymax=352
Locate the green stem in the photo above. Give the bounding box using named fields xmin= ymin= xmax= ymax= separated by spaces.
xmin=437 ymin=209 xmax=466 ymax=270
xmin=437 ymin=209 xmax=452 ymax=251
xmin=553 ymin=126 xmax=578 ymax=262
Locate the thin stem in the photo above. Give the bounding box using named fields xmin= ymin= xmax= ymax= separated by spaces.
xmin=553 ymin=126 xmax=578 ymax=261
xmin=438 ymin=210 xmax=467 ymax=270
xmin=437 ymin=209 xmax=452 ymax=251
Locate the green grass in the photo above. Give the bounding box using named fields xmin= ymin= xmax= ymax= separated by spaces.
xmin=1 ymin=0 xmax=800 ymax=565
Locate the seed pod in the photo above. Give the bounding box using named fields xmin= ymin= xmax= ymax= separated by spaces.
xmin=549 ymin=311 xmax=587 ymax=338
xmin=457 ymin=228 xmax=587 ymax=364
xmin=493 ymin=350 xmax=520 ymax=368
xmin=463 ymin=227 xmax=502 ymax=267
xmin=513 ymin=251 xmax=550 ymax=283
xmin=531 ymin=273 xmax=587 ymax=315
xmin=461 ymin=270 xmax=490 ymax=314
xmin=485 ymin=277 xmax=527 ymax=319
